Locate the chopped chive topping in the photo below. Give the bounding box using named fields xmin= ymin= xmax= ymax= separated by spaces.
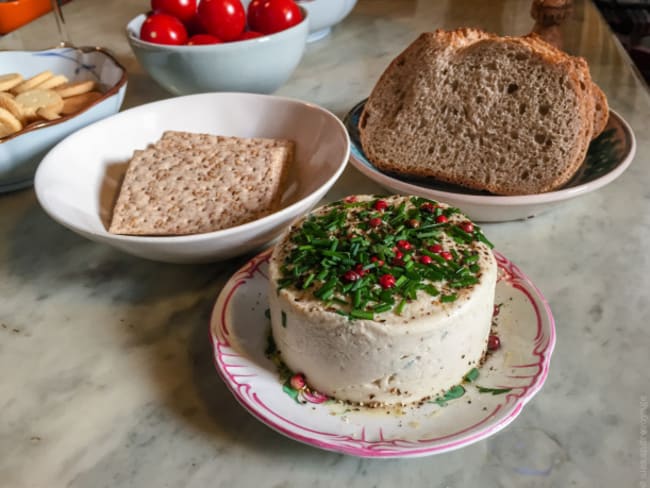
xmin=433 ymin=384 xmax=466 ymax=406
xmin=281 ymin=311 xmax=287 ymax=328
xmin=277 ymin=196 xmax=493 ymax=320
xmin=463 ymin=367 xmax=480 ymax=383
xmin=477 ymin=386 xmax=512 ymax=395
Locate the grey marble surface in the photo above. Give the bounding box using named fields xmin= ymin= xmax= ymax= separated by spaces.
xmin=1 ymin=1 xmax=649 ymax=487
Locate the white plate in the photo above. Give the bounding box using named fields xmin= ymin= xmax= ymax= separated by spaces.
xmin=344 ymin=100 xmax=636 ymax=222
xmin=210 ymin=249 xmax=556 ymax=458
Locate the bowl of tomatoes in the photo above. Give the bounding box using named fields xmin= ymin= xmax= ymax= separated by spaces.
xmin=126 ymin=0 xmax=308 ymax=95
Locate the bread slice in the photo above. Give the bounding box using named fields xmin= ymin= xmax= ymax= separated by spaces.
xmin=359 ymin=28 xmax=606 ymax=195
xmin=109 ymin=131 xmax=293 ymax=235
xmin=521 ymin=33 xmax=608 ymax=139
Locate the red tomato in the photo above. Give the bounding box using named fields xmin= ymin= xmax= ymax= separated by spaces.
xmin=187 ymin=33 xmax=222 ymax=45
xmin=140 ymin=13 xmax=188 ymax=45
xmin=247 ymin=0 xmax=302 ymax=35
xmin=151 ymin=0 xmax=197 ymax=23
xmin=197 ymin=0 xmax=245 ymax=42
xmin=184 ymin=13 xmax=204 ymax=36
xmin=237 ymin=30 xmax=264 ymax=40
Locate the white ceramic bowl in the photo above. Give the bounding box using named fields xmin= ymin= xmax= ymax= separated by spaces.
xmin=125 ymin=10 xmax=308 ymax=95
xmin=296 ymin=0 xmax=357 ymax=42
xmin=0 ymin=47 xmax=127 ymax=193
xmin=34 ymin=92 xmax=350 ymax=263
xmin=241 ymin=0 xmax=357 ymax=42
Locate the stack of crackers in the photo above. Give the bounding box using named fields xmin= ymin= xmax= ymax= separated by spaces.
xmin=0 ymin=71 xmax=103 ymax=139
xmin=109 ymin=131 xmax=294 ymax=236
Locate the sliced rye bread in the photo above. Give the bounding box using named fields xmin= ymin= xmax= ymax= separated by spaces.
xmin=522 ymin=33 xmax=608 ymax=138
xmin=359 ymin=28 xmax=607 ymax=195
xmin=109 ymin=131 xmax=293 ymax=235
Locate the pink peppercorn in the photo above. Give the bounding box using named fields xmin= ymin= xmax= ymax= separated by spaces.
xmin=440 ymin=251 xmax=453 ymax=261
xmin=290 ymin=373 xmax=306 ymax=390
xmin=436 ymin=215 xmax=448 ymax=223
xmin=343 ymin=270 xmax=360 ymax=282
xmin=460 ymin=221 xmax=474 ymax=233
xmin=369 ymin=217 xmax=382 ymax=227
xmin=379 ymin=274 xmax=396 ymax=289
xmin=487 ymin=335 xmax=501 ymax=351
xmin=374 ymin=200 xmax=388 ymax=211
xmin=429 ymin=244 xmax=442 ymax=253
xmin=420 ymin=202 xmax=435 ymax=213
xmin=397 ymin=240 xmax=412 ymax=251
xmin=420 ymin=255 xmax=433 ymax=265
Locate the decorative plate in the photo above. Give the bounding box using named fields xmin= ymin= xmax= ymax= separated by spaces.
xmin=343 ymin=100 xmax=636 ymax=222
xmin=210 ymin=249 xmax=556 ymax=458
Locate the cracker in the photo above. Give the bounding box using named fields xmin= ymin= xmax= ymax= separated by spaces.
xmin=11 ymin=71 xmax=53 ymax=94
xmin=15 ymin=89 xmax=63 ymax=119
xmin=36 ymin=107 xmax=61 ymax=121
xmin=0 ymin=73 xmax=23 ymax=92
xmin=108 ymin=131 xmax=294 ymax=236
xmin=0 ymin=92 xmax=25 ymax=123
xmin=0 ymin=107 xmax=23 ymax=137
xmin=56 ymin=80 xmax=95 ymax=98
xmin=61 ymin=91 xmax=102 ymax=115
xmin=36 ymin=74 xmax=69 ymax=90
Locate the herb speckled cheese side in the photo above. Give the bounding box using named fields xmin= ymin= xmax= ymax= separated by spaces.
xmin=268 ymin=195 xmax=497 ymax=405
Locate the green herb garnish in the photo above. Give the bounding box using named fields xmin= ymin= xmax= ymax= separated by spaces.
xmin=463 ymin=367 xmax=480 ymax=383
xmin=277 ymin=196 xmax=493 ymax=320
xmin=433 ymin=384 xmax=466 ymax=406
xmin=476 ymin=386 xmax=512 ymax=395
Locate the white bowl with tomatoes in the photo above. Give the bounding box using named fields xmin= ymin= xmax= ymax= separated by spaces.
xmin=126 ymin=0 xmax=308 ymax=95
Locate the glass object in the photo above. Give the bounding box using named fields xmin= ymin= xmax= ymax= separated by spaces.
xmin=50 ymin=0 xmax=73 ymax=46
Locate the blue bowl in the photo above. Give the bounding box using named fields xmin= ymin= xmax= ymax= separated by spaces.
xmin=0 ymin=47 xmax=127 ymax=193
xmin=126 ymin=9 xmax=308 ymax=96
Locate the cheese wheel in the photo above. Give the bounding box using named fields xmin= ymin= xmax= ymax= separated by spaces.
xmin=268 ymin=195 xmax=497 ymax=405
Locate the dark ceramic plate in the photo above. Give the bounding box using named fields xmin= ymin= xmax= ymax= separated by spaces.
xmin=344 ymin=99 xmax=635 ymax=222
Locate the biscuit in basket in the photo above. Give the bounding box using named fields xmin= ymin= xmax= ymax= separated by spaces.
xmin=109 ymin=131 xmax=294 ymax=236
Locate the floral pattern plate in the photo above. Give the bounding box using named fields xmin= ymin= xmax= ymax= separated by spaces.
xmin=210 ymin=249 xmax=556 ymax=458
xmin=343 ymin=100 xmax=636 ymax=222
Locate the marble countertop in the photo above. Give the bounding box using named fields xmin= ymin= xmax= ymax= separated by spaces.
xmin=1 ymin=1 xmax=649 ymax=486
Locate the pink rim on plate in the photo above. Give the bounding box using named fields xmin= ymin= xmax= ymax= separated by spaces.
xmin=209 ymin=249 xmax=556 ymax=458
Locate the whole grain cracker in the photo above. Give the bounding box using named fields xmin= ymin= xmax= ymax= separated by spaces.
xmin=109 ymin=131 xmax=294 ymax=236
